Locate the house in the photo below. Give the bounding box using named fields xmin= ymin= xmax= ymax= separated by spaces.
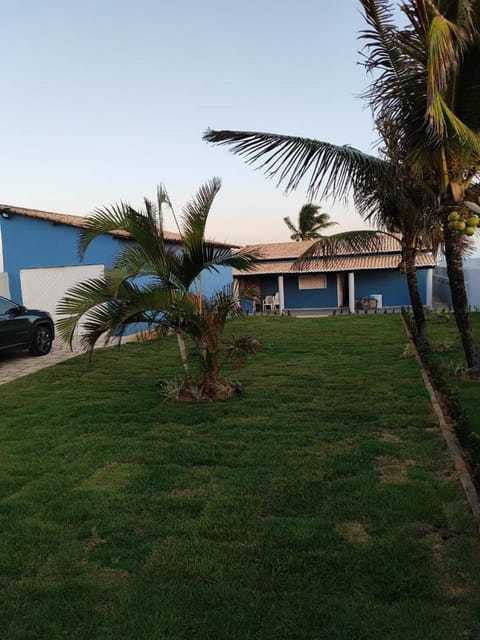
xmin=234 ymin=236 xmax=436 ymax=315
xmin=0 ymin=204 xmax=235 ymax=327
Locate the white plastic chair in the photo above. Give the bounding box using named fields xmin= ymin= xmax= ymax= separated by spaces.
xmin=263 ymin=295 xmax=274 ymax=311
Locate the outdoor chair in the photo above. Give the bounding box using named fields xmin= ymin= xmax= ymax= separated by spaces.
xmin=263 ymin=296 xmax=274 ymax=312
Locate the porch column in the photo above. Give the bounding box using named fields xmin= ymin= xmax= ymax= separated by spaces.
xmin=348 ymin=272 xmax=355 ymax=313
xmin=336 ymin=273 xmax=343 ymax=308
xmin=426 ymin=268 xmax=433 ymax=310
xmin=278 ymin=275 xmax=285 ymax=313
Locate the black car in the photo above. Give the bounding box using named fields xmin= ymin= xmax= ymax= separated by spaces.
xmin=0 ymin=296 xmax=55 ymax=356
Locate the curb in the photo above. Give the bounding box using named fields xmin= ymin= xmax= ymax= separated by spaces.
xmin=401 ymin=314 xmax=480 ymax=537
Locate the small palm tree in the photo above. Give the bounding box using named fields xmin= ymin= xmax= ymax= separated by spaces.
xmin=283 ymin=203 xmax=337 ymax=241
xmin=56 ymin=178 xmax=261 ymax=399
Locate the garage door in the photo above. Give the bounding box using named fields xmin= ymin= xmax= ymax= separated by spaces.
xmin=20 ymin=264 xmax=105 ymax=330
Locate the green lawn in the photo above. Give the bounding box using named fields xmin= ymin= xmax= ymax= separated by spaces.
xmin=425 ymin=311 xmax=480 ymax=437
xmin=1 ymin=315 xmax=480 ymax=640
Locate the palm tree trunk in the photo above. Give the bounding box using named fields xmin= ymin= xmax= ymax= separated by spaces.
xmin=176 ymin=333 xmax=190 ymax=378
xmin=444 ymin=228 xmax=480 ymax=370
xmin=403 ymin=246 xmax=427 ymax=339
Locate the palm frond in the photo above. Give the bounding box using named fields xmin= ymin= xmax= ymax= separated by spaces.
xmin=427 ymin=13 xmax=463 ymax=127
xmin=435 ymin=94 xmax=480 ymax=153
xmin=283 ymin=216 xmax=299 ymax=238
xmin=359 ymin=0 xmax=406 ymax=78
xmin=181 ymin=245 xmax=260 ymax=289
xmin=313 ymin=212 xmax=337 ymax=229
xmin=56 ymin=271 xmax=172 ymax=350
xmin=79 ymin=201 xmax=163 ymax=262
xmin=112 ymin=243 xmax=151 ymax=274
xmin=204 ymin=129 xmax=391 ymax=201
xmin=157 ymin=182 xmax=184 ymax=240
xmin=465 ymin=200 xmax=480 ymax=214
xmin=295 ymin=230 xmax=387 ymax=270
xmin=181 ymin=177 xmax=221 ymax=245
xmin=78 ymin=202 xmax=131 ymax=259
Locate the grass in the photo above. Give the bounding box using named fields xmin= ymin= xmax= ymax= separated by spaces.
xmin=423 ymin=310 xmax=480 ymax=437
xmin=1 ymin=314 xmax=480 ymax=639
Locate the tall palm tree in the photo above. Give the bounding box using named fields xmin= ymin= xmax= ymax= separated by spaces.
xmin=56 ymin=179 xmax=260 ymax=396
xmin=360 ymin=0 xmax=480 ymax=366
xmin=204 ymin=0 xmax=480 ymax=368
xmin=283 ymin=203 xmax=337 ymax=241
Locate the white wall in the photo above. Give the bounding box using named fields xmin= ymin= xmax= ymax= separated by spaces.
xmin=20 ymin=264 xmax=104 ymax=324
xmin=0 ymin=272 xmax=10 ymax=298
xmin=433 ymin=264 xmax=480 ymax=309
xmin=0 ymin=220 xmax=4 ymax=272
xmin=0 ymin=223 xmax=10 ymax=297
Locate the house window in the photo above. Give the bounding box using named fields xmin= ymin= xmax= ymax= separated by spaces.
xmin=298 ymin=274 xmax=327 ymax=290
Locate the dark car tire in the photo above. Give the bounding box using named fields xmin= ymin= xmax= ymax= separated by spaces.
xmin=29 ymin=325 xmax=53 ymax=356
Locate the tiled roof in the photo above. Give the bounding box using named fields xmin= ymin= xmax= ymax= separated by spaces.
xmin=0 ymin=204 xmax=237 ymax=248
xmin=244 ymin=234 xmax=405 ymax=260
xmin=234 ymin=253 xmax=436 ymax=275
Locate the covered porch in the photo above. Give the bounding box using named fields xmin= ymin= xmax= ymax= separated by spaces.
xmin=236 ymin=268 xmax=434 ymax=316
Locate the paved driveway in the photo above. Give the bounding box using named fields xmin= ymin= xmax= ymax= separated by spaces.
xmin=0 ymin=339 xmax=85 ymax=386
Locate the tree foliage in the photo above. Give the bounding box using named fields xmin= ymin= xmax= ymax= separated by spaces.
xmin=57 ymin=180 xmax=262 ymax=399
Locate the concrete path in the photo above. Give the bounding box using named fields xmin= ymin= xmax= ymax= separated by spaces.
xmin=0 ymin=339 xmax=86 ymax=386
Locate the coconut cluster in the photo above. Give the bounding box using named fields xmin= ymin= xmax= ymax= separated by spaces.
xmin=447 ymin=211 xmax=480 ymax=236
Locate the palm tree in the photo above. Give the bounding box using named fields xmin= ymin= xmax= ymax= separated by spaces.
xmin=295 ymin=161 xmax=440 ymax=338
xmin=352 ymin=117 xmax=442 ymax=338
xmin=204 ymin=0 xmax=480 ymax=369
xmin=283 ymin=203 xmax=337 ymax=241
xmin=56 ymin=179 xmax=261 ymax=398
xmin=360 ymin=0 xmax=480 ymax=367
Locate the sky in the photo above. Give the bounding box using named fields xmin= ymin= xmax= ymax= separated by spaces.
xmin=2 ymin=1 xmax=395 ymax=246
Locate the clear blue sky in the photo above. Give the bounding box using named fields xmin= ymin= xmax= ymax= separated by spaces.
xmin=2 ymin=1 xmax=388 ymax=245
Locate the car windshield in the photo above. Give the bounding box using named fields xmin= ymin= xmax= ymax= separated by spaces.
xmin=0 ymin=297 xmax=19 ymax=314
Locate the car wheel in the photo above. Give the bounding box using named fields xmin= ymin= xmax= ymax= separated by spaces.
xmin=30 ymin=325 xmax=53 ymax=356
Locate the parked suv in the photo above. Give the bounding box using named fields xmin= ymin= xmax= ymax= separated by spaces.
xmin=0 ymin=296 xmax=55 ymax=356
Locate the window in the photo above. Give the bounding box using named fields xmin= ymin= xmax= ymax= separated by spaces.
xmin=0 ymin=297 xmax=18 ymax=315
xmin=298 ymin=274 xmax=327 ymax=290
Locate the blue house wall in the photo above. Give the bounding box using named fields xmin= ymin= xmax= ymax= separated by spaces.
xmin=256 ymin=273 xmax=337 ymax=308
xmin=1 ymin=214 xmax=233 ymax=304
xmin=1 ymin=215 xmax=124 ymax=303
xmin=284 ymin=273 xmax=338 ymax=308
xmin=258 ymin=276 xmax=279 ymax=297
xmin=239 ymin=267 xmax=430 ymax=310
xmin=192 ymin=265 xmax=233 ymax=299
xmin=355 ymin=269 xmax=428 ymax=306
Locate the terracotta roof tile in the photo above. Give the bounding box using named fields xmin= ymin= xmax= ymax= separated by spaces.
xmin=0 ymin=204 xmax=237 ymax=247
xmin=244 ymin=234 xmax=405 ymax=260
xmin=234 ymin=252 xmax=436 ymax=276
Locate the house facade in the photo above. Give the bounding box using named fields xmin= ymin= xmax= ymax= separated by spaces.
xmin=234 ymin=237 xmax=436 ymax=315
xmin=0 ymin=204 xmax=234 ymax=327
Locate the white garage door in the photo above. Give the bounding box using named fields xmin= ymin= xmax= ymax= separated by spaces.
xmin=20 ymin=264 xmax=105 ymax=330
